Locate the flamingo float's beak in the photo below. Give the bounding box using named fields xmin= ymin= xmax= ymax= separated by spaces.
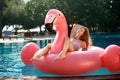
xmin=45 ymin=23 xmax=53 ymax=32
xmin=45 ymin=14 xmax=57 ymax=33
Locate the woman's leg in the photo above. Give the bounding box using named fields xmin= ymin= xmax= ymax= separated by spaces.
xmin=55 ymin=37 xmax=74 ymax=61
xmin=32 ymin=43 xmax=51 ymax=61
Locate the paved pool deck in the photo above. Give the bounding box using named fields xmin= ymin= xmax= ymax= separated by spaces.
xmin=0 ymin=34 xmax=55 ymax=43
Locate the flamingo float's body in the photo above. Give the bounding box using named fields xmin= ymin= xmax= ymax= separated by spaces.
xmin=21 ymin=9 xmax=120 ymax=75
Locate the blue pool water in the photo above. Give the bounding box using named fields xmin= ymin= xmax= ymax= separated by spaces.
xmin=0 ymin=33 xmax=120 ymax=78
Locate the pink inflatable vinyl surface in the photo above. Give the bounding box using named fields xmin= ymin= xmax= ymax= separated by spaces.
xmin=21 ymin=9 xmax=120 ymax=75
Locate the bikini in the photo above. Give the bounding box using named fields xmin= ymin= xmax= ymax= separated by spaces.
xmin=71 ymin=28 xmax=83 ymax=49
xmin=72 ymin=40 xmax=80 ymax=49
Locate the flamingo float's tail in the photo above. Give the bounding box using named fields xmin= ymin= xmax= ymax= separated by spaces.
xmin=21 ymin=42 xmax=40 ymax=66
xmin=101 ymin=44 xmax=120 ymax=72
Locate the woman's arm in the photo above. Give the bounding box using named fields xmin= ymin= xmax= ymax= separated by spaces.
xmin=70 ymin=24 xmax=84 ymax=38
xmin=70 ymin=24 xmax=77 ymax=38
xmin=80 ymin=41 xmax=87 ymax=51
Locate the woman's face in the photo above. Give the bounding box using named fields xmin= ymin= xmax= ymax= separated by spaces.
xmin=77 ymin=27 xmax=85 ymax=37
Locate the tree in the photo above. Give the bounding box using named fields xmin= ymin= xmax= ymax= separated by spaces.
xmin=24 ymin=0 xmax=69 ymax=31
xmin=0 ymin=0 xmax=119 ymax=38
xmin=0 ymin=0 xmax=25 ymax=36
xmin=0 ymin=0 xmax=7 ymax=37
xmin=3 ymin=0 xmax=25 ymax=24
xmin=111 ymin=0 xmax=120 ymax=31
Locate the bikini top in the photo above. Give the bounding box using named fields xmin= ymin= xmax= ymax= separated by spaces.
xmin=72 ymin=40 xmax=80 ymax=49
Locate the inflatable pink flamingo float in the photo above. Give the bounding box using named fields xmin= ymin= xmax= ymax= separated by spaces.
xmin=21 ymin=9 xmax=120 ymax=75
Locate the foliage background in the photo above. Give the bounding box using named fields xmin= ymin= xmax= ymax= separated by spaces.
xmin=0 ymin=0 xmax=120 ymax=37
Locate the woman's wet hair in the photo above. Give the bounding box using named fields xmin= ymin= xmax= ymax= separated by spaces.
xmin=79 ymin=26 xmax=91 ymax=51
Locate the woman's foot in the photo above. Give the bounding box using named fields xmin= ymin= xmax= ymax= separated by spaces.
xmin=31 ymin=57 xmax=40 ymax=62
xmin=31 ymin=54 xmax=41 ymax=62
xmin=55 ymin=53 xmax=66 ymax=61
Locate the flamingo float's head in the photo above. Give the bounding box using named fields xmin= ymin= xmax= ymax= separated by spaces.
xmin=45 ymin=9 xmax=68 ymax=33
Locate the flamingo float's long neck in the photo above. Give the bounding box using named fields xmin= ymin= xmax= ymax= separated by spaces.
xmin=45 ymin=9 xmax=68 ymax=54
xmin=50 ymin=17 xmax=68 ymax=54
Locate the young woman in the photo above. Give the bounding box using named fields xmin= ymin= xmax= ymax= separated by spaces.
xmin=32 ymin=24 xmax=92 ymax=61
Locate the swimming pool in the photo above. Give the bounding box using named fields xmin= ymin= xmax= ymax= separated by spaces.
xmin=0 ymin=33 xmax=120 ymax=78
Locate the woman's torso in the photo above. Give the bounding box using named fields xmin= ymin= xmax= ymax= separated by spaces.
xmin=70 ymin=38 xmax=81 ymax=51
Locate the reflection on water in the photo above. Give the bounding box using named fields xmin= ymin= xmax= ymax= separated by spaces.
xmin=0 ymin=34 xmax=120 ymax=78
